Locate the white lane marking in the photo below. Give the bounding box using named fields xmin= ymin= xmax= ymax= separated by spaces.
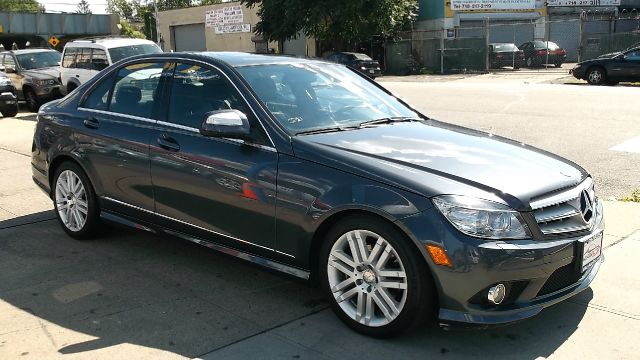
xmin=610 ymin=137 xmax=640 ymax=154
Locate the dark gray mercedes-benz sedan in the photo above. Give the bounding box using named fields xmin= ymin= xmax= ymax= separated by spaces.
xmin=31 ymin=52 xmax=603 ymax=337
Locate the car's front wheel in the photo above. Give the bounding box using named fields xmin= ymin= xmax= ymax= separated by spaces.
xmin=24 ymin=88 xmax=40 ymax=112
xmin=52 ymin=161 xmax=100 ymax=239
xmin=320 ymin=215 xmax=434 ymax=337
xmin=587 ymin=67 xmax=606 ymax=85
xmin=1 ymin=104 xmax=18 ymax=118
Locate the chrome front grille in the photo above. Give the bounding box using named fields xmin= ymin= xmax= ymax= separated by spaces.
xmin=530 ymin=178 xmax=596 ymax=237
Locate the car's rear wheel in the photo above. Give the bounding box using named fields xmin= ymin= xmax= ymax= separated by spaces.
xmin=587 ymin=67 xmax=606 ymax=85
xmin=554 ymin=62 xmax=563 ymax=68
xmin=52 ymin=161 xmax=100 ymax=239
xmin=24 ymin=88 xmax=40 ymax=112
xmin=320 ymin=215 xmax=434 ymax=338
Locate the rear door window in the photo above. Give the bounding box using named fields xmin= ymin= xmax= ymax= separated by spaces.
xmin=82 ymin=74 xmax=114 ymax=111
xmin=109 ymin=62 xmax=167 ymax=119
xmin=62 ymin=48 xmax=77 ymax=68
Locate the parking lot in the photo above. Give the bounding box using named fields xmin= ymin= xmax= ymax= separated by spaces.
xmin=1 ymin=71 xmax=639 ymax=359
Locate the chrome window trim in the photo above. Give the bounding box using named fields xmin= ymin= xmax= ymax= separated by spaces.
xmin=78 ymin=107 xmax=157 ymax=124
xmin=77 ymin=56 xmax=277 ymax=149
xmin=102 ymin=196 xmax=294 ymax=258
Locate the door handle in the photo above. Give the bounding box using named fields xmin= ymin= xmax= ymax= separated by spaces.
xmin=157 ymin=135 xmax=180 ymax=152
xmin=83 ymin=117 xmax=99 ymax=129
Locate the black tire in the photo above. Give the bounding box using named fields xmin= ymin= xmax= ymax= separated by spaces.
xmin=586 ymin=67 xmax=606 ymax=85
xmin=554 ymin=62 xmax=563 ymax=68
xmin=52 ymin=161 xmax=100 ymax=239
xmin=24 ymin=88 xmax=40 ymax=112
xmin=319 ymin=214 xmax=435 ymax=338
xmin=526 ymin=57 xmax=534 ymax=68
xmin=1 ymin=104 xmax=18 ymax=118
xmin=67 ymin=83 xmax=77 ymax=93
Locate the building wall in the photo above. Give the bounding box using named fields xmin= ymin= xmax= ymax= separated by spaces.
xmin=158 ymin=2 xmax=268 ymax=53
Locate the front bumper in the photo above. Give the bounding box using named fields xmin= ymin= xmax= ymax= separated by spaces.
xmin=399 ymin=198 xmax=604 ymax=327
xmin=570 ymin=66 xmax=585 ymax=80
xmin=34 ymin=85 xmax=62 ymax=100
xmin=0 ymin=90 xmax=17 ymax=109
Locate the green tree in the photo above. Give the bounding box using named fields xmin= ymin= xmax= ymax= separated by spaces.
xmin=118 ymin=19 xmax=145 ymax=38
xmin=107 ymin=0 xmax=135 ymax=20
xmin=241 ymin=0 xmax=418 ymax=47
xmin=76 ymin=0 xmax=92 ymax=14
xmin=0 ymin=0 xmax=44 ymax=12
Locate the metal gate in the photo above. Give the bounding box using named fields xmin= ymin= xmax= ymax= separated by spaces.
xmin=171 ymin=23 xmax=206 ymax=52
xmin=549 ymin=19 xmax=581 ymax=62
xmin=488 ymin=22 xmax=535 ymax=48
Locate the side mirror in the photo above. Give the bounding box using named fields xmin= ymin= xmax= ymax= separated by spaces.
xmin=200 ymin=109 xmax=250 ymax=139
xmin=4 ymin=66 xmax=15 ymax=74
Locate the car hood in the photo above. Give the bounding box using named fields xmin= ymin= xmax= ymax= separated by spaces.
xmin=22 ymin=67 xmax=60 ymax=80
xmin=292 ymin=121 xmax=587 ymax=210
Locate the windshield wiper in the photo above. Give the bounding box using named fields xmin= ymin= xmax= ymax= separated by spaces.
xmin=295 ymin=125 xmax=360 ymax=136
xmin=358 ymin=116 xmax=420 ymax=128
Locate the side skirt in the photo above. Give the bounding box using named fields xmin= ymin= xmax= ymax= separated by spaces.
xmin=99 ymin=211 xmax=310 ymax=280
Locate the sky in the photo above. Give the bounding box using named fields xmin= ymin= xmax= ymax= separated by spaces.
xmin=39 ymin=0 xmax=109 ymax=14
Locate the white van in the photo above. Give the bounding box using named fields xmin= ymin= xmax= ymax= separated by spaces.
xmin=60 ymin=37 xmax=162 ymax=94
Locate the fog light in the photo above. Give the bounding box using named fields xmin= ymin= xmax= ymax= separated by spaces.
xmin=487 ymin=284 xmax=506 ymax=304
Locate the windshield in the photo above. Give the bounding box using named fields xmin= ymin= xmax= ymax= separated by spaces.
xmin=493 ymin=44 xmax=518 ymax=51
xmin=16 ymin=51 xmax=61 ymax=70
xmin=108 ymin=44 xmax=162 ymax=63
xmin=534 ymin=41 xmax=560 ymax=50
xmin=237 ymin=63 xmax=417 ymax=134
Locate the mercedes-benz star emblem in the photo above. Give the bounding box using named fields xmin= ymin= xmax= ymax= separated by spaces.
xmin=579 ymin=190 xmax=594 ymax=224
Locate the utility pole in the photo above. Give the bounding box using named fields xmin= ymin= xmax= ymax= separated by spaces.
xmin=154 ymin=0 xmax=161 ymax=47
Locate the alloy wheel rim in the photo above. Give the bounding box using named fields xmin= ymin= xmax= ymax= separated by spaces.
xmin=55 ymin=170 xmax=88 ymax=232
xmin=589 ymin=71 xmax=602 ymax=83
xmin=327 ymin=229 xmax=408 ymax=327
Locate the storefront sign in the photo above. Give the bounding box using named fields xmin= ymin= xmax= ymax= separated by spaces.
xmin=206 ymin=5 xmax=244 ymax=28
xmin=450 ymin=0 xmax=536 ymax=10
xmin=214 ymin=24 xmax=251 ymax=34
xmin=546 ymin=0 xmax=620 ymax=6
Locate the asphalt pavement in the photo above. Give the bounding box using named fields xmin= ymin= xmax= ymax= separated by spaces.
xmin=1 ymin=72 xmax=639 ymax=360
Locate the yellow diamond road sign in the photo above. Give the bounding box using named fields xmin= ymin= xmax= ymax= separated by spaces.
xmin=49 ymin=36 xmax=59 ymax=47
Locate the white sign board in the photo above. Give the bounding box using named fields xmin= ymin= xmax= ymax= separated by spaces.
xmin=450 ymin=0 xmax=536 ymax=10
xmin=215 ymin=24 xmax=251 ymax=34
xmin=546 ymin=0 xmax=620 ymax=6
xmin=206 ymin=5 xmax=244 ymax=28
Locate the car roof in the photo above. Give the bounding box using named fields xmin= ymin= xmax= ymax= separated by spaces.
xmin=198 ymin=51 xmax=326 ymax=67
xmin=2 ymin=48 xmax=59 ymax=55
xmin=66 ymin=37 xmax=156 ymax=49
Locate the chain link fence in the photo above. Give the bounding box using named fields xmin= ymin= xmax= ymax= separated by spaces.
xmin=386 ymin=10 xmax=640 ymax=75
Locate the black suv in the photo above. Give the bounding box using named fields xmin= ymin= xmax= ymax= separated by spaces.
xmin=1 ymin=49 xmax=62 ymax=112
xmin=0 ymin=71 xmax=18 ymax=117
xmin=32 ymin=52 xmax=603 ymax=337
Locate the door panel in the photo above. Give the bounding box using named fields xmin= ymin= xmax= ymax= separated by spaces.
xmin=150 ymin=62 xmax=278 ymax=254
xmin=75 ymin=61 xmax=168 ymax=220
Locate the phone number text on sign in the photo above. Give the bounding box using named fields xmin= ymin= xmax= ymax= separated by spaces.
xmin=450 ymin=0 xmax=536 ymax=10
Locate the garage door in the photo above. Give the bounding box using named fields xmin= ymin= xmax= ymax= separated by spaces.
xmin=172 ymin=23 xmax=206 ymax=52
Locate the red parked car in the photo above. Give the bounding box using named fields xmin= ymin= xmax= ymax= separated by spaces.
xmin=519 ymin=41 xmax=567 ymax=68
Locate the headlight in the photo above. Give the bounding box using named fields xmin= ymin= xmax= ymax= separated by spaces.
xmin=360 ymin=66 xmax=367 ymax=70
xmin=0 ymin=78 xmax=12 ymax=86
xmin=432 ymin=195 xmax=531 ymax=239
